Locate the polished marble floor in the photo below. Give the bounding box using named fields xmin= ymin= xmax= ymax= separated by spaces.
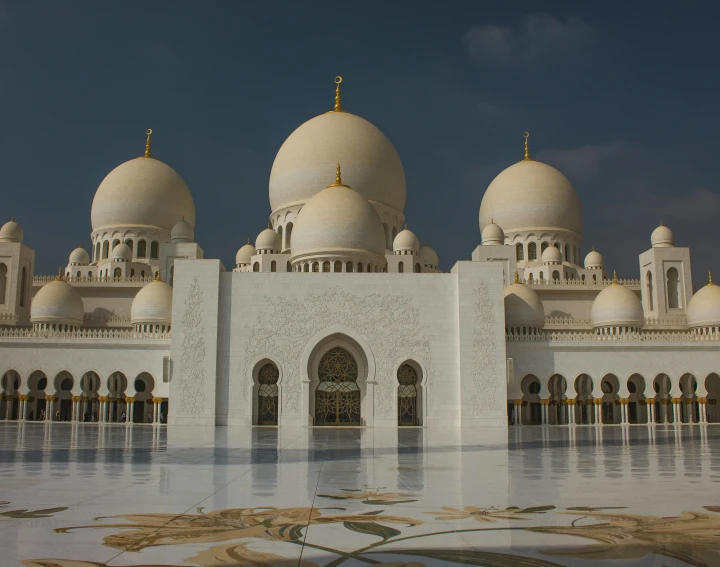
xmin=0 ymin=423 xmax=719 ymax=567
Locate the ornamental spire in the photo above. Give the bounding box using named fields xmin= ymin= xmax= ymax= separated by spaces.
xmin=144 ymin=129 xmax=153 ymax=158
xmin=56 ymin=267 xmax=64 ymax=282
xmin=334 ymin=76 xmax=343 ymax=112
xmin=155 ymin=269 xmax=162 ymax=282
xmin=336 ymin=163 xmax=342 ymax=185
xmin=709 ymin=271 xmax=714 ymax=286
xmin=523 ymin=132 xmax=531 ymax=161
xmin=514 ymin=271 xmax=519 ymax=284
xmin=612 ymin=270 xmax=618 ymax=284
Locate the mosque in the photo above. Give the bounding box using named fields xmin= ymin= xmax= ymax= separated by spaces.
xmin=0 ymin=77 xmax=718 ymax=429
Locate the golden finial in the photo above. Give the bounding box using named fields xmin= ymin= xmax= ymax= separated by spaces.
xmin=523 ymin=132 xmax=531 ymax=161
xmin=144 ymin=129 xmax=153 ymax=158
xmin=335 ymin=163 xmax=342 ymax=185
xmin=246 ymin=238 xmax=250 ymax=245
xmin=514 ymin=271 xmax=519 ymax=284
xmin=56 ymin=267 xmax=64 ymax=282
xmin=709 ymin=271 xmax=714 ymax=286
xmin=155 ymin=269 xmax=162 ymax=282
xmin=334 ymin=76 xmax=343 ymax=112
xmin=612 ymin=270 xmax=618 ymax=283
xmin=404 ymin=223 xmax=408 ymax=230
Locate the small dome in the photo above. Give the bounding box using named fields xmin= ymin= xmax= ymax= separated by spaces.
xmin=419 ymin=245 xmax=439 ymax=268
xmin=111 ymin=243 xmax=132 ymax=262
xmin=542 ymin=245 xmax=562 ymax=265
xmin=290 ymin=177 xmax=386 ymax=262
xmin=69 ymin=246 xmax=89 ymax=265
xmin=236 ymin=243 xmax=256 ymax=266
xmin=0 ymin=219 xmax=23 ymax=243
xmin=591 ymin=275 xmax=644 ymax=329
xmin=255 ymin=228 xmax=281 ymax=252
xmin=481 ymin=220 xmax=505 ymax=245
xmin=131 ymin=276 xmax=173 ymax=326
xmin=171 ymin=219 xmax=194 ymax=243
xmin=393 ymin=227 xmax=420 ymax=253
xmin=584 ymin=249 xmax=603 ymax=269
xmin=91 ymin=156 xmax=195 ymax=233
xmin=504 ymin=278 xmax=545 ymax=328
xmin=651 ymin=223 xmax=674 ymax=248
xmin=687 ymin=274 xmax=720 ymax=329
xmin=31 ymin=277 xmax=84 ymax=326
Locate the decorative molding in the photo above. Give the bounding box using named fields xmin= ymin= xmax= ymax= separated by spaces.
xmin=508 ymin=331 xmax=719 ymax=343
xmin=470 ymin=284 xmax=500 ymax=415
xmin=525 ymin=278 xmax=640 ymax=290
xmin=33 ymin=275 xmax=154 ymax=285
xmin=243 ymin=287 xmax=433 ymax=417
xmin=178 ymin=278 xmax=206 ymax=415
xmin=0 ymin=328 xmax=169 ymax=340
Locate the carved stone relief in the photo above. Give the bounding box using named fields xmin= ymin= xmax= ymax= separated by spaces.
xmin=178 ymin=278 xmax=206 ymax=415
xmin=471 ymin=283 xmax=501 ymax=415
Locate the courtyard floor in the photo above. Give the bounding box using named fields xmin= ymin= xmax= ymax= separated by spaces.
xmin=0 ymin=423 xmax=718 ymax=567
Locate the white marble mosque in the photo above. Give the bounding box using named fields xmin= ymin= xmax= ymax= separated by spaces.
xmin=0 ymin=77 xmax=719 ymax=429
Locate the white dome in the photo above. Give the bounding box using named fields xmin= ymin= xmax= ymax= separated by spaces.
xmin=269 ymin=111 xmax=406 ymax=214
xmin=481 ymin=220 xmax=505 ymax=245
xmin=419 ymin=245 xmax=438 ymax=268
xmin=255 ymin=228 xmax=281 ymax=252
xmin=91 ymin=156 xmax=195 ymax=233
xmin=591 ymin=277 xmax=644 ymax=329
xmin=69 ymin=247 xmax=89 ymax=265
xmin=393 ymin=227 xmax=419 ymax=253
xmin=584 ymin=249 xmax=603 ymax=269
xmin=687 ymin=276 xmax=720 ymax=328
xmin=542 ymin=245 xmax=562 ymax=264
xmin=504 ymin=279 xmax=545 ymax=328
xmin=235 ymin=243 xmax=256 ymax=266
xmin=290 ymin=180 xmax=386 ymax=262
xmin=651 ymin=223 xmax=674 ymax=248
xmin=131 ymin=277 xmax=173 ymax=326
xmin=171 ymin=219 xmax=194 ymax=243
xmin=111 ymin=243 xmax=132 ymax=262
xmin=31 ymin=278 xmax=84 ymax=326
xmin=480 ymin=159 xmax=582 ymax=236
xmin=0 ymin=219 xmax=23 ymax=243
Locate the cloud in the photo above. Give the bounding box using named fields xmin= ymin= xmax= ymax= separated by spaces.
xmin=472 ymin=101 xmax=503 ymax=119
xmin=463 ymin=14 xmax=593 ymax=65
xmin=607 ymin=187 xmax=720 ymax=225
xmin=536 ymin=141 xmax=633 ymax=183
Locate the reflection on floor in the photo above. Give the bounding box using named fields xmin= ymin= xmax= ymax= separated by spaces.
xmin=0 ymin=424 xmax=719 ymax=567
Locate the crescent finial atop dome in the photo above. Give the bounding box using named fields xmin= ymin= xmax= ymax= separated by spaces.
xmin=523 ymin=132 xmax=531 ymax=161
xmin=144 ymin=128 xmax=153 ymax=158
xmin=56 ymin=267 xmax=64 ymax=282
xmin=612 ymin=270 xmax=618 ymax=284
xmin=334 ymin=76 xmax=343 ymax=112
xmin=709 ymin=271 xmax=714 ymax=286
xmin=155 ymin=269 xmax=162 ymax=282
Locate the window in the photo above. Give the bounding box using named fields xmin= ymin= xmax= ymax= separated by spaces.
xmin=647 ymin=271 xmax=654 ymax=310
xmin=102 ymin=241 xmax=109 ymax=259
xmin=541 ymin=242 xmax=549 ymax=253
xmin=346 ymin=261 xmax=353 ymax=273
xmin=667 ymin=267 xmax=680 ymax=308
xmin=528 ymin=242 xmax=537 ymax=260
xmin=398 ymin=261 xmax=404 ymax=273
xmin=516 ymin=243 xmax=524 ymax=261
xmin=334 ymin=261 xmax=342 ymax=272
xmin=130 ymin=269 xmax=135 ymax=277
xmin=323 ymin=261 xmax=330 ymax=272
xmin=581 ymin=274 xmax=585 ymax=281
xmin=270 ymin=261 xmax=277 ymax=272
xmin=76 ymin=271 xmax=81 ymax=279
xmin=552 ymin=270 xmax=560 ymax=281
xmin=114 ymin=267 xmax=122 ymax=278
xmin=312 ymin=262 xmax=319 ymax=272
xmin=0 ymin=264 xmax=6 ymax=305
xmin=529 ymin=382 xmax=540 ymax=395
xmin=564 ymin=245 xmax=570 ymax=261
xmin=358 ymin=263 xmax=363 ymax=273
xmin=253 ymin=262 xmax=259 ymax=272
xmin=137 ymin=240 xmax=147 ymax=258
xmin=125 ymin=239 xmax=134 ymax=252
xmin=285 ymin=222 xmax=293 ymax=250
xmin=95 ymin=242 xmax=100 ymax=262
xmin=539 ymin=272 xmax=544 ymax=280
xmin=304 ymin=263 xmax=309 ymax=272
xmin=414 ymin=263 xmax=421 ymax=273
xmin=286 ymin=262 xmax=291 ymax=272
xmin=150 ymin=241 xmax=159 ymax=259
xmin=277 ymin=225 xmax=283 ymax=250
xmin=112 ymin=239 xmax=120 ymax=250
xmin=20 ymin=267 xmax=27 ymax=307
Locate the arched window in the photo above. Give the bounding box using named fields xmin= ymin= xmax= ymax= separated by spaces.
xmin=270 ymin=261 xmax=277 ymax=272
xmin=647 ymin=271 xmax=654 ymax=310
xmin=315 ymin=347 xmax=360 ymax=426
xmin=581 ymin=274 xmax=586 ymax=281
xmin=554 ymin=242 xmax=560 ymax=249
xmin=124 ymin=239 xmax=134 ymax=252
xmin=552 ymin=270 xmax=560 ymax=281
xmin=592 ymin=274 xmax=597 ymax=282
xmin=257 ymin=362 xmax=280 ymax=425
xmin=277 ymin=225 xmax=283 ymax=250
xmin=76 ymin=271 xmax=81 ymax=279
xmin=285 ymin=222 xmax=293 ymax=251
xmin=170 ymin=265 xmax=174 ymax=286
xmin=322 ymin=261 xmax=330 ymax=272
xmin=541 ymin=242 xmax=549 ymax=254
xmin=137 ymin=240 xmax=147 ymax=258
xmin=397 ymin=363 xmax=419 ymax=426
xmin=130 ymin=269 xmax=135 ymax=277
xmin=150 ymin=241 xmax=159 ymax=259
xmin=414 ymin=263 xmax=421 ymax=273
xmin=346 ymin=261 xmax=353 ymax=273
xmin=114 ymin=267 xmax=122 ymax=278
xmin=0 ymin=264 xmax=6 ymax=305
xmin=516 ymin=243 xmax=524 ymax=261
xmin=528 ymin=242 xmax=537 ymax=261
xmin=398 ymin=261 xmax=404 ymax=273
xmin=312 ymin=262 xmax=319 ymax=272
xmin=303 ymin=263 xmax=309 ymax=272
xmin=102 ymin=241 xmax=109 ymax=259
xmin=112 ymin=239 xmax=120 ymax=250
xmin=87 ymin=271 xmax=92 ymax=280
xmin=253 ymin=262 xmax=260 ymax=272
xmin=667 ymin=267 xmax=680 ymax=308
xmin=564 ymin=244 xmax=569 ymax=261
xmin=95 ymin=242 xmax=100 ymax=262
xmin=334 ymin=261 xmax=342 ymax=272
xmin=539 ymin=271 xmax=544 ymax=280
xmin=286 ymin=262 xmax=291 ymax=272
xmin=19 ymin=267 xmax=27 ymax=307
xmin=357 ymin=263 xmax=363 ymax=273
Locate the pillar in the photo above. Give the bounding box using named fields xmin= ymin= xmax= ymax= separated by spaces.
xmin=672 ymin=398 xmax=682 ymax=424
xmin=99 ymin=397 xmax=106 ymax=422
xmin=45 ymin=395 xmax=55 ymax=421
xmin=593 ymin=399 xmax=602 ymax=425
xmin=567 ymin=399 xmax=576 ymax=425
xmin=4 ymin=395 xmax=11 ymax=421
xmin=540 ymin=399 xmax=549 ymax=425
xmin=698 ymin=397 xmax=707 ymax=423
xmin=512 ymin=399 xmax=522 ymax=425
xmin=619 ymin=398 xmax=629 ymax=424
xmin=659 ymin=398 xmax=669 ymax=423
xmin=686 ymin=399 xmax=695 ymax=423
xmin=125 ymin=397 xmax=134 ymax=425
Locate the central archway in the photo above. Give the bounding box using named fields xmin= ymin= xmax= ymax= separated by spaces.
xmin=314 ymin=347 xmax=361 ymax=426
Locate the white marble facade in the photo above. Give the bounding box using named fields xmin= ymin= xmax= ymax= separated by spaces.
xmin=0 ymin=79 xmax=719 ymax=429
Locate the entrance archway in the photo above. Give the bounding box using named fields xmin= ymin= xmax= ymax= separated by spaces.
xmin=314 ymin=347 xmax=361 ymax=426
xmin=257 ymin=362 xmax=279 ymax=425
xmin=397 ymin=362 xmax=420 ymax=426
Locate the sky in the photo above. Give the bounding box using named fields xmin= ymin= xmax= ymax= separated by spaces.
xmin=1 ymin=1 xmax=718 ymax=286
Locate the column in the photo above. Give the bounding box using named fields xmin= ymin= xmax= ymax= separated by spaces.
xmin=539 ymin=399 xmax=548 ymax=425
xmin=686 ymin=399 xmax=695 ymax=423
xmin=567 ymin=399 xmax=576 ymax=425
xmin=512 ymin=400 xmax=522 ymax=425
xmin=672 ymin=398 xmax=682 ymax=424
xmin=659 ymin=399 xmax=668 ymax=423
xmin=45 ymin=396 xmax=54 ymax=421
xmin=4 ymin=396 xmax=11 ymax=421
xmin=99 ymin=397 xmax=106 ymax=422
xmin=125 ymin=397 xmax=134 ymax=425
xmin=594 ymin=399 xmax=602 ymax=425
xmin=619 ymin=398 xmax=628 ymax=424
xmin=697 ymin=397 xmax=707 ymax=423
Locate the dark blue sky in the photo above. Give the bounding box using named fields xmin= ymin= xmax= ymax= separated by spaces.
xmin=1 ymin=1 xmax=718 ymax=285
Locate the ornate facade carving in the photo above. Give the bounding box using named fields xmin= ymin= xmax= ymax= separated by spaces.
xmin=243 ymin=287 xmax=434 ymax=417
xmin=178 ymin=278 xmax=206 ymax=415
xmin=471 ymin=284 xmax=500 ymax=415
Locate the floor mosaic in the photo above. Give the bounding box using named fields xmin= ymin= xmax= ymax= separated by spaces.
xmin=0 ymin=424 xmax=718 ymax=567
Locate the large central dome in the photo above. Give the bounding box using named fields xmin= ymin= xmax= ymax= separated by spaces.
xmin=269 ymin=111 xmax=406 ymax=214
